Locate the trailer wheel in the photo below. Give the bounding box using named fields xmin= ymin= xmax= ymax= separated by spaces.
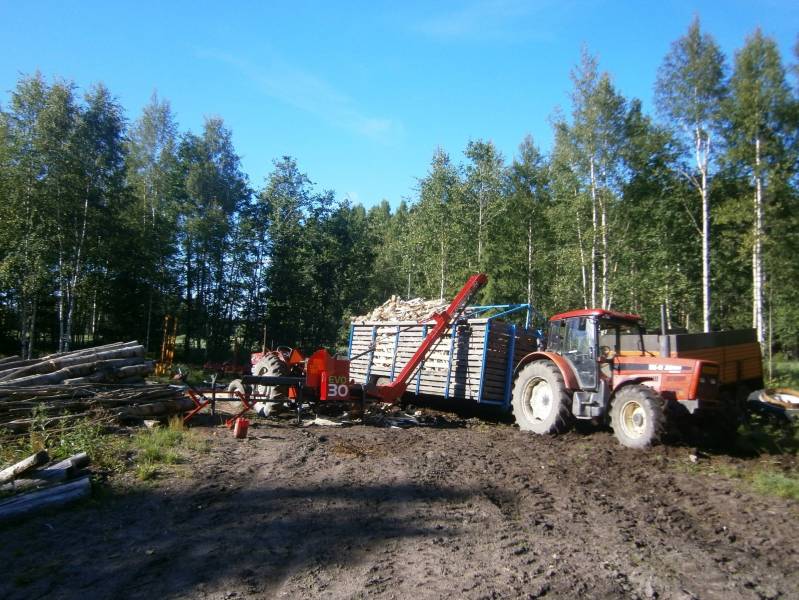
xmin=511 ymin=361 xmax=572 ymax=434
xmin=610 ymin=385 xmax=664 ymax=449
xmin=252 ymin=353 xmax=289 ymax=401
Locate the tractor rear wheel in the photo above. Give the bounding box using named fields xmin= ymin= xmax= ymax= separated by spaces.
xmin=610 ymin=385 xmax=664 ymax=449
xmin=511 ymin=361 xmax=572 ymax=434
xmin=252 ymin=353 xmax=289 ymax=400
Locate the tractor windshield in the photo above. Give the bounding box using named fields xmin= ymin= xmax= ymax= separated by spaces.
xmin=598 ymin=318 xmax=644 ymax=358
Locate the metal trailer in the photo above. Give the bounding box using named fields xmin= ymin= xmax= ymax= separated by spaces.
xmin=347 ymin=304 xmax=539 ymax=410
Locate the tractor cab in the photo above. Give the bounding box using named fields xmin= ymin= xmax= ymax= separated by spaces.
xmin=545 ymin=309 xmax=644 ymax=392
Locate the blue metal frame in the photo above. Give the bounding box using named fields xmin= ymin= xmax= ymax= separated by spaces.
xmin=502 ymin=324 xmax=517 ymax=410
xmin=364 ymin=325 xmax=377 ymax=382
xmin=350 ymin=302 xmax=536 ymax=409
xmin=389 ymin=325 xmax=400 ymax=381
xmin=347 ymin=324 xmax=355 ymax=357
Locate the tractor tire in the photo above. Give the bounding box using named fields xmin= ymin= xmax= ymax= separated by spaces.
xmin=252 ymin=353 xmax=289 ymax=401
xmin=227 ymin=379 xmax=250 ymax=397
xmin=209 ymin=379 xmax=249 ymax=416
xmin=610 ymin=384 xmax=665 ymax=449
xmin=511 ymin=361 xmax=572 ymax=434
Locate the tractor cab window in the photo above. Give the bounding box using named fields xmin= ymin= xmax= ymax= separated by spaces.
xmin=547 ymin=320 xmax=564 ymax=353
xmin=563 ymin=317 xmax=597 ymax=389
xmin=598 ymin=319 xmax=642 ymax=358
xmin=564 ymin=317 xmax=591 ymax=355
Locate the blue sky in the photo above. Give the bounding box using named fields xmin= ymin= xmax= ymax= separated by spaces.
xmin=1 ymin=1 xmax=797 ymax=208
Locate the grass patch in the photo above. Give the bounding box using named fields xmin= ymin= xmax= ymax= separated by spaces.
xmin=751 ymin=470 xmax=799 ymax=500
xmin=732 ymin=416 xmax=799 ymax=456
xmin=768 ymin=359 xmax=799 ymax=389
xmin=0 ymin=415 xmax=127 ymax=473
xmin=2 ymin=414 xmax=210 ymax=486
xmin=132 ymin=417 xmax=209 ymax=480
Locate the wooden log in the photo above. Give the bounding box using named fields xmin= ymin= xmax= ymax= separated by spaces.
xmin=0 ymin=345 xmax=145 ymax=383
xmin=115 ymin=396 xmax=195 ymax=419
xmin=38 ymin=341 xmax=139 ymax=362
xmin=0 ymin=452 xmax=89 ymax=493
xmin=0 ymin=475 xmax=91 ymax=524
xmin=0 ymin=355 xmax=22 ymax=365
xmin=0 ymin=356 xmax=151 ymax=388
xmin=0 ymin=450 xmax=49 ymax=485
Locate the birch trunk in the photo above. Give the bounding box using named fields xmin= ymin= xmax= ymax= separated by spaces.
xmin=526 ymin=220 xmax=533 ymax=308
xmin=589 ymin=157 xmax=598 ymax=308
xmin=576 ymin=200 xmax=589 ymax=309
xmin=695 ymin=127 xmax=712 ymax=333
xmin=439 ymin=238 xmax=445 ymax=301
xmin=600 ymin=194 xmax=608 ymax=310
xmin=752 ymin=135 xmax=765 ymax=345
xmin=477 ymin=196 xmax=484 ymax=268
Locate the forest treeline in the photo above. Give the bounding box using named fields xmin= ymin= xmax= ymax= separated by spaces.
xmin=1 ymin=19 xmax=798 ymax=362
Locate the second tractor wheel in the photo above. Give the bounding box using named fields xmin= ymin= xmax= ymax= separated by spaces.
xmin=609 ymin=384 xmax=665 ymax=449
xmin=252 ymin=353 xmax=289 ymax=400
xmin=511 ymin=360 xmax=572 ymax=434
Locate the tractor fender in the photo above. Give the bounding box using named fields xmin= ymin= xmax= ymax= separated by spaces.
xmin=514 ymin=351 xmax=580 ymax=391
xmin=611 ymin=376 xmax=657 ymax=396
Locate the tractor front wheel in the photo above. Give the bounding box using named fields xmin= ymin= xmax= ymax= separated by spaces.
xmin=511 ymin=361 xmax=572 ymax=434
xmin=610 ymin=385 xmax=665 ymax=449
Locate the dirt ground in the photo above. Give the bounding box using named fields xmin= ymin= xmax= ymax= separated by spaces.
xmin=1 ymin=414 xmax=798 ymax=600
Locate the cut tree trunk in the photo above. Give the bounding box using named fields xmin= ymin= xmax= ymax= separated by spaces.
xmin=0 ymin=450 xmax=49 ymax=485
xmin=0 ymin=475 xmax=91 ymax=524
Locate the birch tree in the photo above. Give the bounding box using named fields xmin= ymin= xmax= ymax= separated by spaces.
xmin=126 ymin=93 xmax=180 ymax=350
xmin=656 ymin=17 xmax=727 ymax=332
xmin=463 ymin=139 xmax=506 ymax=270
xmin=726 ymin=29 xmax=793 ymax=344
xmin=561 ymin=50 xmax=627 ymax=309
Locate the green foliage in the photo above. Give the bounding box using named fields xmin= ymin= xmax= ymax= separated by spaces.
xmin=769 ymin=359 xmax=799 ymax=388
xmin=0 ymin=18 xmax=798 ymax=362
xmin=132 ymin=417 xmax=208 ymax=480
xmin=0 ymin=416 xmax=126 ymax=473
xmin=751 ymin=470 xmax=799 ymax=500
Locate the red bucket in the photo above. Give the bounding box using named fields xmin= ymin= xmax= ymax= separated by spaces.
xmin=233 ymin=417 xmax=250 ymax=439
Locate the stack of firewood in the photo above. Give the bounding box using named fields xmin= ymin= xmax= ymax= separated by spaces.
xmin=0 ymin=450 xmax=92 ymax=523
xmin=354 ymin=296 xmax=452 ymax=323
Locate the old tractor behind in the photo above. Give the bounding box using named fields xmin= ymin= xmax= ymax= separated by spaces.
xmin=511 ymin=309 xmax=725 ymax=448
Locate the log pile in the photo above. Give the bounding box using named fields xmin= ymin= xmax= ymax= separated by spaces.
xmin=0 ymin=341 xmax=154 ymax=387
xmin=0 ymin=341 xmax=194 ymax=434
xmin=0 ymin=383 xmax=192 ymax=433
xmin=0 ymin=450 xmax=92 ymax=523
xmin=353 ymin=296 xmax=452 ymax=323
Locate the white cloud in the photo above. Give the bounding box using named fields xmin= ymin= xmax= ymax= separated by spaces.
xmin=415 ymin=0 xmax=564 ymax=42
xmin=198 ymin=48 xmax=402 ymax=143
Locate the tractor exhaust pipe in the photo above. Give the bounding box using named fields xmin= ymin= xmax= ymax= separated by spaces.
xmin=660 ymin=304 xmax=671 ymax=357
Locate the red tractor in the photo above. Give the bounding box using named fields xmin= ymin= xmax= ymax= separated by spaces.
xmin=511 ymin=308 xmax=724 ymax=448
